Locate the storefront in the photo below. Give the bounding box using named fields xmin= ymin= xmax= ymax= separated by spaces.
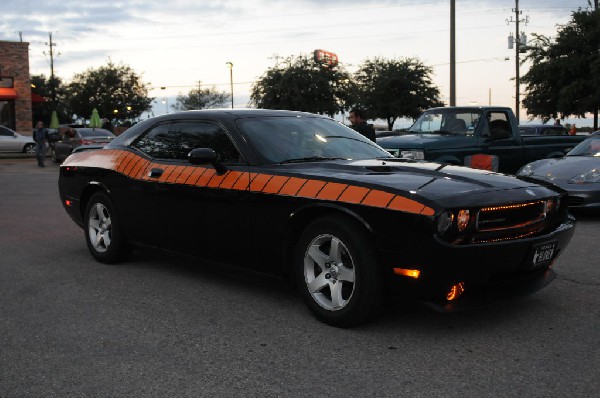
xmin=0 ymin=40 xmax=32 ymax=133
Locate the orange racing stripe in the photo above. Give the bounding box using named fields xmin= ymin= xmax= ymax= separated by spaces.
xmin=62 ymin=149 xmax=435 ymax=216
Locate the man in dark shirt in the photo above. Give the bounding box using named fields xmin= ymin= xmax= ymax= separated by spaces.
xmin=32 ymin=120 xmax=48 ymax=167
xmin=348 ymin=108 xmax=376 ymax=142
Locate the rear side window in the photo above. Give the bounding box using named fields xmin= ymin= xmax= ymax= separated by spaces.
xmin=132 ymin=121 xmax=242 ymax=163
xmin=541 ymin=127 xmax=567 ymax=136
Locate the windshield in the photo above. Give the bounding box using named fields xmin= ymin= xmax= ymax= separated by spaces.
xmin=237 ymin=116 xmax=392 ymax=163
xmin=567 ymin=137 xmax=600 ymax=157
xmin=408 ymin=109 xmax=481 ymax=136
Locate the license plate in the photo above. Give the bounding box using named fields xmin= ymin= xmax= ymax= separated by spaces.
xmin=532 ymin=242 xmax=557 ymax=268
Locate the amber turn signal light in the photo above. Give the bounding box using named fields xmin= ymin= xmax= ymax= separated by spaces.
xmin=393 ymin=268 xmax=421 ymax=279
xmin=446 ymin=282 xmax=465 ymax=301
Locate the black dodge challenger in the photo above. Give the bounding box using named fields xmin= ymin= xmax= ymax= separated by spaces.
xmin=59 ymin=109 xmax=575 ymax=326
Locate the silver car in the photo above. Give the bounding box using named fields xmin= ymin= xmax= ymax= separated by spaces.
xmin=0 ymin=126 xmax=35 ymax=153
xmin=51 ymin=127 xmax=115 ymax=162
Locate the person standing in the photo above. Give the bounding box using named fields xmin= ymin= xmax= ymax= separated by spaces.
xmin=32 ymin=120 xmax=48 ymax=167
xmin=554 ymin=118 xmax=561 ymax=126
xmin=348 ymin=108 xmax=376 ymax=142
xmin=569 ymin=124 xmax=577 ymax=136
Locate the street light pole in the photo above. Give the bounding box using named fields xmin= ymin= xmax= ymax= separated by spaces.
xmin=226 ymin=62 xmax=234 ymax=109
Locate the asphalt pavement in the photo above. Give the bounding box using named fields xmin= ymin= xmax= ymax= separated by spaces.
xmin=0 ymin=158 xmax=599 ymax=397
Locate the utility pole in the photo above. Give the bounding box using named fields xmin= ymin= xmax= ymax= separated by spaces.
xmin=450 ymin=0 xmax=456 ymax=106
xmin=507 ymin=1 xmax=528 ymax=124
xmin=515 ymin=0 xmax=520 ymax=124
xmin=44 ymin=32 xmax=58 ymax=104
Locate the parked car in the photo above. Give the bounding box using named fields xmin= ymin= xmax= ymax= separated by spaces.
xmin=519 ymin=124 xmax=569 ymax=136
xmin=0 ymin=125 xmax=35 ymax=153
xmin=51 ymin=128 xmax=115 ymax=162
xmin=59 ymin=110 xmax=575 ymax=326
xmin=517 ymin=135 xmax=600 ymax=209
xmin=377 ymin=107 xmax=587 ymax=174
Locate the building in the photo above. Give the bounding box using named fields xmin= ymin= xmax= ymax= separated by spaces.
xmin=0 ymin=40 xmax=32 ymax=133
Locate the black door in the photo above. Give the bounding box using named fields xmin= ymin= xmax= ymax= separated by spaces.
xmin=128 ymin=120 xmax=251 ymax=265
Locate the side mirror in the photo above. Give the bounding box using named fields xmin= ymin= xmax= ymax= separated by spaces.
xmin=188 ymin=148 xmax=227 ymax=174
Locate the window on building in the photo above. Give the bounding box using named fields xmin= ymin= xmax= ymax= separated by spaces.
xmin=0 ymin=77 xmax=14 ymax=88
xmin=0 ymin=101 xmax=16 ymax=130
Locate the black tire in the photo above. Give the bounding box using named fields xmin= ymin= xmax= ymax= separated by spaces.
xmin=295 ymin=214 xmax=383 ymax=327
xmin=84 ymin=192 xmax=131 ymax=264
xmin=51 ymin=148 xmax=60 ymax=163
xmin=23 ymin=143 xmax=35 ymax=154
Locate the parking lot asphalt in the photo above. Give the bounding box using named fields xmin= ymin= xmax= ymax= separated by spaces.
xmin=0 ymin=158 xmax=599 ymax=397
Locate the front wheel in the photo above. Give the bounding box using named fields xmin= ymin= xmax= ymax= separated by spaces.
xmin=295 ymin=215 xmax=383 ymax=327
xmin=84 ymin=192 xmax=131 ymax=264
xmin=23 ymin=143 xmax=35 ymax=154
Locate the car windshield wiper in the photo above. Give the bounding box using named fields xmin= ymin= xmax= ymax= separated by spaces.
xmin=279 ymin=156 xmax=346 ymax=164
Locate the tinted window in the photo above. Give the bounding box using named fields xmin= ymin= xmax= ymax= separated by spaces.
xmin=132 ymin=121 xmax=241 ymax=162
xmin=567 ymin=137 xmax=600 ymax=157
xmin=541 ymin=127 xmax=567 ymax=136
xmin=481 ymin=112 xmax=512 ymax=138
xmin=0 ymin=126 xmax=13 ymax=136
xmin=408 ymin=110 xmax=481 ymax=136
xmin=519 ymin=127 xmax=536 ymax=135
xmin=237 ymin=116 xmax=391 ymax=163
xmin=78 ymin=128 xmax=115 ymax=138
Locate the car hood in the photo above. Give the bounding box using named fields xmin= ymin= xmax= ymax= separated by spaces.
xmin=529 ymin=156 xmax=600 ymax=181
xmin=267 ymin=159 xmax=554 ymax=208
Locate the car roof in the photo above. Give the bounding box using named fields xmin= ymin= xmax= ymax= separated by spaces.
xmin=149 ymin=108 xmax=330 ymax=122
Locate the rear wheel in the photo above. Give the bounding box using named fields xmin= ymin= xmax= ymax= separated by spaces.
xmin=295 ymin=215 xmax=383 ymax=327
xmin=84 ymin=192 xmax=131 ymax=263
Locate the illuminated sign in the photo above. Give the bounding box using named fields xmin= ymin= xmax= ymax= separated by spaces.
xmin=313 ymin=49 xmax=339 ymax=68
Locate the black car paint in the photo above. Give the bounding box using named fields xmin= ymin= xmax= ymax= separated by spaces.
xmin=59 ymin=109 xmax=576 ymax=307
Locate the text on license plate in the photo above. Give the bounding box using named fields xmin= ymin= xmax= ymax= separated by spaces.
xmin=532 ymin=242 xmax=557 ymax=267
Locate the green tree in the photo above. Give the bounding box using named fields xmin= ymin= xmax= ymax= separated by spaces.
xmin=172 ymin=86 xmax=230 ymax=111
xmin=250 ymin=54 xmax=355 ymax=117
xmin=522 ymin=8 xmax=600 ymax=129
xmin=354 ymin=57 xmax=443 ymax=130
xmin=65 ymin=60 xmax=153 ymax=124
xmin=31 ymin=74 xmax=69 ymax=126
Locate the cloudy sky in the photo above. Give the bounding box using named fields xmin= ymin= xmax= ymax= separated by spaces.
xmin=0 ymin=0 xmax=592 ymax=125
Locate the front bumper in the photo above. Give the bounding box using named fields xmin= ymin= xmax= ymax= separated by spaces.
xmin=382 ymin=215 xmax=575 ymax=308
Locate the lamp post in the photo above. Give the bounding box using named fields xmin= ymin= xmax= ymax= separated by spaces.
xmin=226 ymin=62 xmax=234 ymax=109
xmin=161 ymin=98 xmax=169 ymax=114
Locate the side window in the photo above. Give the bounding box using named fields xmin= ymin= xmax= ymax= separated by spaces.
xmin=481 ymin=112 xmax=512 ymax=139
xmin=0 ymin=127 xmax=13 ymax=136
xmin=132 ymin=121 xmax=242 ymax=163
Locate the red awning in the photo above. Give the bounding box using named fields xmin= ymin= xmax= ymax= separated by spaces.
xmin=31 ymin=92 xmax=45 ymax=103
xmin=0 ymin=88 xmax=17 ymax=100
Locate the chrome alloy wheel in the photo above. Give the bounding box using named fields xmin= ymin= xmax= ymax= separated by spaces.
xmin=88 ymin=203 xmax=112 ymax=253
xmin=303 ymin=234 xmax=356 ymax=311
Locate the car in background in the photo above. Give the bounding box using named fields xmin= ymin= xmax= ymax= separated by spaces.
xmin=517 ymin=135 xmax=600 ymax=209
xmin=0 ymin=125 xmax=35 ymax=153
xmin=519 ymin=125 xmax=569 ymax=136
xmin=51 ymin=128 xmax=115 ymax=162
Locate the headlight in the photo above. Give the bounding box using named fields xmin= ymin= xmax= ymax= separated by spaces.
xmin=437 ymin=211 xmax=454 ymax=235
xmin=457 ymin=210 xmax=470 ymax=232
xmin=400 ymin=150 xmax=425 ymax=160
xmin=569 ymin=168 xmax=600 ymax=184
xmin=517 ymin=164 xmax=534 ymax=177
